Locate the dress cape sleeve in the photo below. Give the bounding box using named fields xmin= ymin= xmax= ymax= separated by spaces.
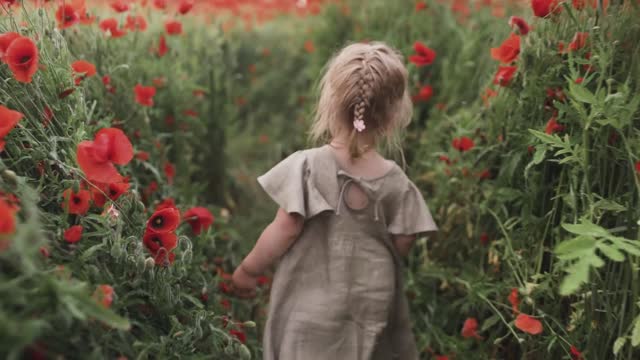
xmin=387 ymin=180 xmax=438 ymax=236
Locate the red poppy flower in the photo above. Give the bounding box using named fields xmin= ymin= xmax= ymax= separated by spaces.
xmin=146 ymin=207 xmax=181 ymax=233
xmin=155 ymin=198 xmax=177 ymax=212
xmin=5 ymin=36 xmax=39 ymax=83
xmin=183 ymin=207 xmax=214 ymax=235
xmin=77 ymin=127 xmax=134 ymax=183
xmin=99 ymin=18 xmax=127 ymax=38
xmin=178 ymin=0 xmax=194 ymax=14
xmin=220 ymin=298 xmax=231 ymax=310
xmin=58 ymin=88 xmax=75 ymax=99
xmin=55 ymin=4 xmax=79 ymax=29
xmin=0 ymin=197 xmax=16 ymax=236
xmin=509 ymin=288 xmax=520 ymax=313
xmin=164 ymin=162 xmax=175 ymax=183
xmin=153 ymin=0 xmax=167 ymax=9
xmin=412 ymin=85 xmax=433 ymax=103
xmin=136 ymin=150 xmax=150 ymax=161
xmin=165 ymin=20 xmax=183 ymax=35
xmin=110 ymin=0 xmax=130 ymax=13
xmin=491 ymin=33 xmax=520 ymax=63
xmin=545 ymin=117 xmax=565 ymax=134
xmin=229 ymin=329 xmax=246 ymax=344
xmin=90 ymin=185 xmax=107 ymax=208
xmin=154 ymin=250 xmax=176 ymax=266
xmin=79 ymin=9 xmax=97 ymax=25
xmin=39 ymin=246 xmax=50 ymax=258
xmin=0 ymin=32 xmax=20 ymax=62
xmin=64 ymin=225 xmax=83 ymax=243
xmin=102 ymin=75 xmax=116 ymax=93
xmin=575 ymin=77 xmax=584 ymax=84
xmin=71 ymin=60 xmax=96 ymax=85
xmin=94 ymin=284 xmax=114 ymax=308
xmin=570 ymin=345 xmax=583 ymax=360
xmin=183 ymin=109 xmax=199 ymax=117
xmin=0 ymin=105 xmax=23 ymax=152
xmin=143 ymin=230 xmax=178 ymax=253
xmin=125 ymin=15 xmax=148 ymax=32
xmin=479 ymin=232 xmax=489 ymax=245
xmin=515 ymin=314 xmax=543 ymax=335
xmin=415 ymin=1 xmax=427 ymax=11
xmin=531 ymin=0 xmax=560 ymax=17
xmin=461 ymin=317 xmax=482 ymax=339
xmin=508 ymin=16 xmax=530 ymax=35
xmin=452 ymin=136 xmax=475 ymax=152
xmin=62 ymin=188 xmax=91 ymax=215
xmin=493 ymin=66 xmax=517 ymax=87
xmin=409 ymin=41 xmax=436 ymax=67
xmin=219 ymin=281 xmax=232 ymax=294
xmin=304 ymin=40 xmax=315 ymax=53
xmin=568 ymin=32 xmax=588 ymax=52
xmin=635 ymin=161 xmax=640 ymax=174
xmin=134 ymin=84 xmax=156 ymax=107
xmin=106 ymin=181 xmax=130 ymax=201
xmin=156 ymin=35 xmax=168 ymax=57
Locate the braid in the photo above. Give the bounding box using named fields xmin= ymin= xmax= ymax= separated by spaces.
xmin=353 ymin=57 xmax=373 ymax=133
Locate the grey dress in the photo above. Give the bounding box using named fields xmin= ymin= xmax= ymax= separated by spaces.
xmin=257 ymin=145 xmax=438 ymax=360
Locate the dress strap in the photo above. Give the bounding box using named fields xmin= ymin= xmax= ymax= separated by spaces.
xmin=336 ymin=170 xmax=382 ymax=221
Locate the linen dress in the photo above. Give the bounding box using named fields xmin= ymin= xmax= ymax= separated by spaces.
xmin=257 ymin=144 xmax=438 ymax=360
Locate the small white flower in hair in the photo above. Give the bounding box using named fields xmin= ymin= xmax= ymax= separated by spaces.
xmin=353 ymin=119 xmax=366 ymax=132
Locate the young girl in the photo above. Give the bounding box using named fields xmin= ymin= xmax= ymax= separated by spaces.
xmin=232 ymin=41 xmax=438 ymax=360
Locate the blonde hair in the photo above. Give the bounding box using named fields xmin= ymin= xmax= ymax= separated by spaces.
xmin=310 ymin=41 xmax=413 ymax=158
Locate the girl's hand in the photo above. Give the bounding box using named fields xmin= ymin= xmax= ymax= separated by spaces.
xmin=231 ymin=265 xmax=257 ymax=299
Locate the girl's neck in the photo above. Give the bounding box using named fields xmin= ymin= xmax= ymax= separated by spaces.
xmin=329 ymin=132 xmax=377 ymax=153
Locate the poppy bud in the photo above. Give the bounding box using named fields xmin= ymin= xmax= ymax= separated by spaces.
xmin=145 ymin=257 xmax=156 ymax=268
xmin=239 ymin=344 xmax=252 ymax=360
xmin=2 ymin=170 xmax=18 ymax=185
xmin=242 ymin=321 xmax=256 ymax=328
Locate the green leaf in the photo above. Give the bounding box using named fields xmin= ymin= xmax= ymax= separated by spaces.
xmin=555 ymin=235 xmax=596 ymax=256
xmin=562 ymin=221 xmax=609 ymax=238
xmin=613 ymin=337 xmax=626 ymax=355
xmin=610 ymin=237 xmax=640 ymax=256
xmin=480 ymin=314 xmax=501 ymax=332
xmin=559 ymin=257 xmax=591 ymax=295
xmin=569 ymin=82 xmax=596 ymax=104
xmin=632 ymin=315 xmax=640 ymax=347
xmin=596 ymin=242 xmax=625 ymax=262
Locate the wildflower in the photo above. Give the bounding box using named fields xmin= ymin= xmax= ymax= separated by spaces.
xmin=165 ymin=20 xmax=183 ymax=35
xmin=125 ymin=15 xmax=148 ymax=32
xmin=409 ymin=41 xmax=436 ymax=67
xmin=452 ymin=136 xmax=475 ymax=152
xmin=493 ymin=66 xmax=517 ymax=87
xmin=55 ymin=4 xmax=79 ymax=29
xmin=568 ymin=32 xmax=588 ymax=52
xmin=545 ymin=117 xmax=565 ymax=134
xmin=0 ymin=105 xmax=23 ymax=152
xmin=143 ymin=230 xmax=178 ymax=253
xmin=461 ymin=317 xmax=482 ymax=339
xmin=415 ymin=1 xmax=427 ymax=11
xmin=155 ymin=198 xmax=177 ymax=212
xmin=178 ymin=0 xmax=195 ymax=14
xmin=63 ymin=225 xmax=83 ymax=243
xmin=71 ymin=60 xmax=96 ymax=85
xmin=43 ymin=106 xmax=54 ymax=126
xmin=220 ymin=298 xmax=231 ymax=310
xmin=509 ymin=288 xmax=520 ymax=313
xmin=491 ymin=33 xmax=520 ymax=63
xmin=230 ymin=329 xmax=247 ymax=344
xmin=99 ymin=18 xmax=127 ymax=38
xmin=157 ymin=35 xmax=168 ymax=57
xmin=0 ymin=32 xmax=20 ymax=62
xmin=570 ymin=345 xmax=583 ymax=360
xmin=153 ymin=0 xmax=167 ymax=9
xmin=164 ymin=162 xmax=176 ymax=184
xmin=0 ymin=196 xmax=16 ymax=236
xmin=508 ymin=16 xmax=530 ymax=35
xmin=514 ymin=314 xmax=543 ymax=334
xmin=531 ymin=0 xmax=560 ymax=17
xmin=94 ymin=285 xmax=115 ymax=308
xmin=134 ymin=84 xmax=156 ymax=106
xmin=304 ymin=40 xmax=315 ymax=53
xmin=76 ymin=128 xmax=134 ymax=183
xmin=5 ymin=36 xmax=39 ymax=83
xmin=62 ymin=189 xmax=91 ymax=215
xmin=575 ymin=77 xmax=584 ymax=84
xmin=412 ymin=85 xmax=434 ymax=102
xmin=110 ymin=0 xmax=130 ymax=13
xmin=146 ymin=207 xmax=181 ymax=233
xmin=183 ymin=207 xmax=215 ymax=235
xmin=635 ymin=161 xmax=640 ymax=174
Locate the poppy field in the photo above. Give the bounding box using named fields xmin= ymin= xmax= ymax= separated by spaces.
xmin=1 ymin=0 xmax=640 ymax=359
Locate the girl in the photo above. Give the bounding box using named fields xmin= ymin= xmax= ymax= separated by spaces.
xmin=232 ymin=41 xmax=438 ymax=360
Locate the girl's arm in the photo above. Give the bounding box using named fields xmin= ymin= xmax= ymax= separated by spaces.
xmin=232 ymin=208 xmax=304 ymax=297
xmin=392 ymin=234 xmax=417 ymax=257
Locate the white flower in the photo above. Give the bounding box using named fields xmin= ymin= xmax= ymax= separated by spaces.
xmin=353 ymin=119 xmax=366 ymax=132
